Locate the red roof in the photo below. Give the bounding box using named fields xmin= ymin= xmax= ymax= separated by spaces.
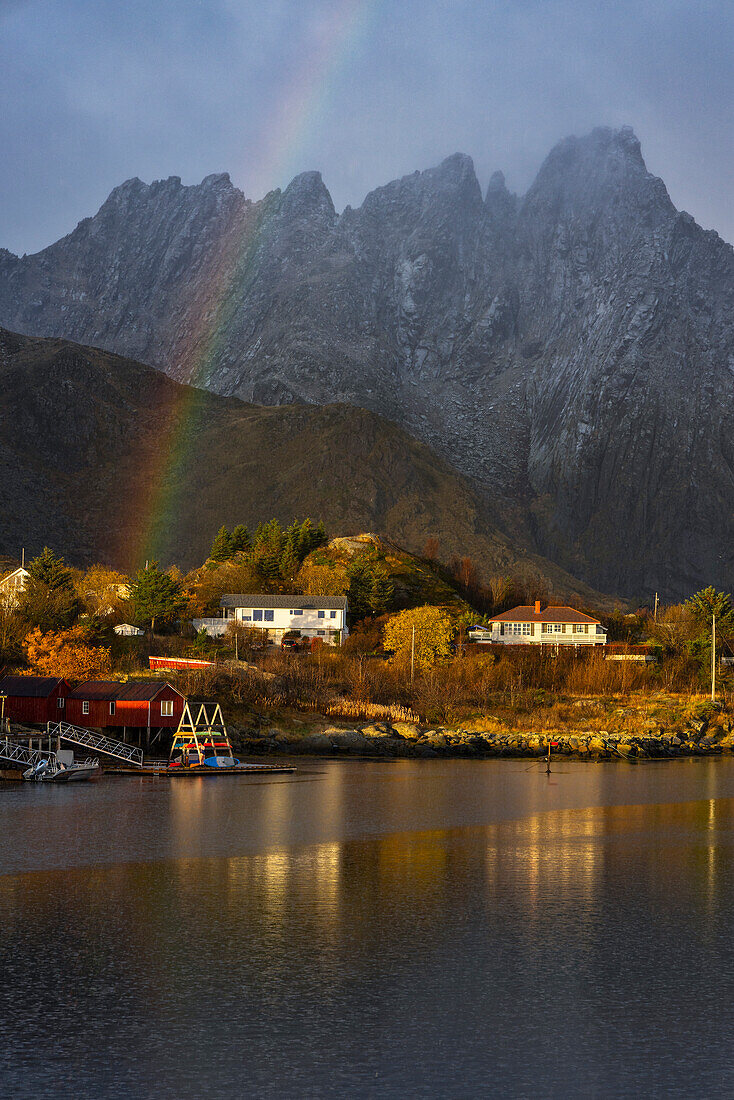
xmin=488 ymin=605 xmax=601 ymax=625
xmin=68 ymin=680 xmax=183 ymax=701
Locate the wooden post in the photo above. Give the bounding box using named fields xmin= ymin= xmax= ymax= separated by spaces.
xmin=411 ymin=625 xmax=415 ymax=685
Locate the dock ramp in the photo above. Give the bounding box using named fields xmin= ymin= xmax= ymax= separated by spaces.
xmin=0 ymin=739 xmax=55 ymax=770
xmin=47 ymin=722 xmax=143 ymax=766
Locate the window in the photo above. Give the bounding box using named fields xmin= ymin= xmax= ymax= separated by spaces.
xmin=109 ymin=701 xmax=116 ymax=716
xmin=290 ymin=609 xmax=303 ymax=616
xmin=57 ymin=697 xmax=65 ymax=709
xmin=318 ymin=610 xmax=325 ymax=619
xmin=574 ymin=624 xmax=588 ymax=634
xmin=317 ymin=630 xmax=326 ymax=636
xmin=82 ymin=701 xmax=89 ymax=715
xmin=253 ymin=610 xmax=263 ymax=621
xmin=264 ymin=610 xmax=274 ymax=622
xmin=161 ymin=700 xmax=174 ymax=717
xmin=330 ymin=610 xmax=337 ymax=619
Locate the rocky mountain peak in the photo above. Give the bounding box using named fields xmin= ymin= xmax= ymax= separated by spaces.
xmin=1 ymin=128 xmax=733 ymax=598
xmin=484 ymin=169 xmax=517 ymax=224
xmin=280 ymin=170 xmax=336 ymax=222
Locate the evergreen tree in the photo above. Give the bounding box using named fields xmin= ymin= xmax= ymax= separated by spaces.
xmin=297 ymin=518 xmax=314 ymax=558
xmin=230 ymin=524 xmax=251 ymax=553
xmin=347 ymin=552 xmax=395 ymax=617
xmin=20 ymin=548 xmax=78 ymax=631
xmin=314 ymin=520 xmax=327 ymax=548
xmin=368 ymin=564 xmax=394 ymax=614
xmin=27 ymin=547 xmax=73 ymax=590
xmin=130 ymin=561 xmax=186 ymax=633
xmin=685 ymin=587 xmax=734 ymax=631
xmin=279 ymin=542 xmax=300 ymax=583
xmin=210 ymin=526 xmax=234 ymax=562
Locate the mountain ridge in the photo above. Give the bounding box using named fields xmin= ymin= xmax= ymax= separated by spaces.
xmin=1 ymin=126 xmax=733 ymax=599
xmin=0 ymin=324 xmax=605 ymax=605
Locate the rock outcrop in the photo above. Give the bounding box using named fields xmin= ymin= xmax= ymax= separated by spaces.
xmin=2 ymin=127 xmax=733 ymax=597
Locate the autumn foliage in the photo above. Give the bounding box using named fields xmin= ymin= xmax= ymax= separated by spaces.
xmin=25 ymin=626 xmax=112 ymax=680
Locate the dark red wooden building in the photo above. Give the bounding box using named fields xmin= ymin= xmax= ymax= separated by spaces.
xmin=0 ymin=676 xmax=70 ymax=726
xmin=66 ymin=680 xmax=185 ymax=732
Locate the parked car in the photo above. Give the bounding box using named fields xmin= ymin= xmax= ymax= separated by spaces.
xmin=280 ymin=632 xmax=307 ymax=651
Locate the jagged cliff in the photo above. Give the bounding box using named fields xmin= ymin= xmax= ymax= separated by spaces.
xmin=2 ymin=127 xmax=733 ymax=598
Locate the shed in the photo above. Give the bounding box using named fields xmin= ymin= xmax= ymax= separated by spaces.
xmin=114 ymin=623 xmax=144 ymax=637
xmin=66 ymin=680 xmax=185 ymax=730
xmin=0 ymin=675 xmax=70 ymax=726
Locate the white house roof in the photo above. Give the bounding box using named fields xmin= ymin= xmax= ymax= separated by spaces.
xmin=488 ymin=604 xmax=602 ymax=625
xmin=221 ymin=593 xmax=347 ymax=610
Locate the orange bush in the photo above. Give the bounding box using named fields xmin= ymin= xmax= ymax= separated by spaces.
xmin=25 ymin=626 xmax=112 ymax=680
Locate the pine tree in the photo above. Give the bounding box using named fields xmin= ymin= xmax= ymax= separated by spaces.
xmin=279 ymin=542 xmax=300 ymax=583
xmin=27 ymin=547 xmax=73 ymax=590
xmin=230 ymin=524 xmax=251 ymax=553
xmin=130 ymin=561 xmax=186 ymax=633
xmin=21 ymin=548 xmax=78 ymax=631
xmin=368 ymin=565 xmax=394 ymax=613
xmin=210 ymin=526 xmax=234 ymax=562
xmin=314 ymin=520 xmax=327 ymax=548
xmin=297 ymin=518 xmax=314 ymax=558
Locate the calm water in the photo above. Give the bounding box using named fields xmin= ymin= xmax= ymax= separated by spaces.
xmin=3 ymin=758 xmax=734 ymax=1098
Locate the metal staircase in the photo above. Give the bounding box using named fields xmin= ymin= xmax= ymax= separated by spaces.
xmin=47 ymin=722 xmax=143 ymax=766
xmin=0 ymin=739 xmax=54 ymax=770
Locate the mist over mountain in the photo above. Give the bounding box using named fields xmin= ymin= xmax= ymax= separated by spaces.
xmin=2 ymin=126 xmax=733 ymax=600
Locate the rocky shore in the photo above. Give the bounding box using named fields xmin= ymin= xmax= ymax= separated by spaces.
xmin=231 ymin=713 xmax=734 ymax=761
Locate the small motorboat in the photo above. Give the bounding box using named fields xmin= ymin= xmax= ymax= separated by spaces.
xmin=23 ymin=752 xmax=99 ymax=783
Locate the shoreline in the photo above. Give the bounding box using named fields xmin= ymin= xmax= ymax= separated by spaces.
xmin=231 ymin=719 xmax=734 ymax=761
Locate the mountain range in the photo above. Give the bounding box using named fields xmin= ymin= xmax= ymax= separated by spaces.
xmin=0 ymin=325 xmax=604 ymax=602
xmin=1 ymin=126 xmax=732 ymax=600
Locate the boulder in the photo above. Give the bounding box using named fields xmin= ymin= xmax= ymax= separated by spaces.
xmin=392 ymin=721 xmax=421 ymax=739
xmin=361 ymin=723 xmax=394 ymax=738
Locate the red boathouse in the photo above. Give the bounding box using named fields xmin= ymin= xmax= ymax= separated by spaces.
xmin=0 ymin=676 xmax=70 ymax=726
xmin=66 ymin=681 xmax=185 ymax=732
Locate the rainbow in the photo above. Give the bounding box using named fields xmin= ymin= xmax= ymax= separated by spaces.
xmin=126 ymin=1 xmax=379 ymax=570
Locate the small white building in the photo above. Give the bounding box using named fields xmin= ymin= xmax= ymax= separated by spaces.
xmin=114 ymin=623 xmax=145 ymax=637
xmin=487 ymin=602 xmax=607 ymax=646
xmin=0 ymin=566 xmax=30 ymax=605
xmin=218 ymin=593 xmax=348 ymax=645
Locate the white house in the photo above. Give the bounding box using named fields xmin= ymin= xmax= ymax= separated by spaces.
xmin=0 ymin=566 xmax=30 ymax=605
xmin=486 ymin=602 xmax=607 ymax=646
xmin=114 ymin=623 xmax=145 ymax=637
xmin=202 ymin=593 xmax=349 ymax=645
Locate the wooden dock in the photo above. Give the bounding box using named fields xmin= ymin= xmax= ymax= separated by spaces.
xmin=104 ymin=761 xmax=296 ymax=777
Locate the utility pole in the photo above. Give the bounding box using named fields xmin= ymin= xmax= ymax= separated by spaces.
xmin=654 ymin=592 xmax=659 ymax=622
xmin=712 ymin=612 xmax=716 ymax=703
xmin=411 ymin=625 xmax=415 ymax=686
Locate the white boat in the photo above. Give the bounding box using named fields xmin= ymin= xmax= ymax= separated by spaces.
xmin=23 ymin=753 xmax=100 ymax=783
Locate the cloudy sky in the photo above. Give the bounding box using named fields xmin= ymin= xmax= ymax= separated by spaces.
xmin=1 ymin=0 xmax=732 ymax=254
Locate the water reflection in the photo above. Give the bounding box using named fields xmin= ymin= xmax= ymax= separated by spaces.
xmin=4 ymin=782 xmax=734 ymax=1097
